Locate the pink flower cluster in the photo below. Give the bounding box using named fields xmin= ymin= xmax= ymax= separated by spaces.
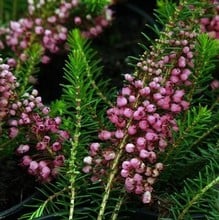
xmin=11 ymin=90 xmax=69 ymax=182
xmin=200 ymin=0 xmax=219 ymax=39
xmin=0 ymin=62 xmax=69 ymax=182
xmin=0 ymin=0 xmax=112 ymax=65
xmin=0 ymin=60 xmax=18 ymax=120
xmin=83 ymin=28 xmax=196 ymax=203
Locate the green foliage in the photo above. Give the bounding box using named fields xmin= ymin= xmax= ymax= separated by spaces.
xmin=1 ymin=0 xmax=219 ymax=219
xmin=15 ymin=43 xmax=43 ymax=96
xmin=160 ymin=106 xmax=214 ymax=183
xmin=189 ymin=34 xmax=219 ymax=105
xmin=20 ymin=29 xmax=115 ymax=220
xmin=0 ymin=0 xmax=27 ymax=25
xmin=168 ymin=157 xmax=219 ymax=220
xmin=155 ymin=0 xmax=176 ymax=26
xmin=81 ymin=0 xmax=110 ymax=16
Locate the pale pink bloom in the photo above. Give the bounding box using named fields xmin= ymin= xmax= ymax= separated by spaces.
xmin=135 ymin=185 xmax=144 ymax=194
xmin=139 ymin=149 xmax=149 ymax=159
xmin=122 ymin=161 xmax=131 ymax=170
xmin=130 ymin=158 xmax=141 ymax=169
xmin=211 ymin=79 xmax=219 ymax=90
xmin=103 ymin=150 xmax=115 ymax=161
xmin=121 ymin=87 xmax=131 ymax=96
xmin=82 ymin=165 xmax=92 ymax=173
xmin=83 ymin=156 xmax=92 ymax=165
xmin=74 ymin=16 xmax=82 ymax=25
xmin=117 ymin=96 xmax=127 ymax=107
xmin=125 ymin=143 xmax=135 ymax=153
xmin=40 ymin=166 xmax=51 ymax=179
xmin=178 ymin=56 xmax=186 ymax=68
xmin=17 ymin=144 xmax=30 ymax=154
xmin=142 ymin=191 xmax=151 ymax=204
xmin=9 ymin=127 xmax=19 ymax=138
xmin=136 ymin=137 xmax=146 ymax=146
xmin=98 ymin=130 xmax=112 ymax=140
xmin=120 ymin=169 xmax=129 ymax=178
xmin=115 ymin=129 xmax=124 ymax=139
xmin=90 ymin=142 xmax=100 ymax=153
xmin=123 ymin=108 xmax=133 ymax=118
xmin=21 ymin=155 xmax=32 ymax=166
xmin=145 ymin=132 xmax=158 ymax=141
xmin=51 ymin=142 xmax=62 ymax=152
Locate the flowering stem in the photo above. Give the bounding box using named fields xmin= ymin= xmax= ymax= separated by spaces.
xmin=68 ymin=138 xmax=80 ymax=220
xmin=97 ymin=94 xmax=142 ymax=219
xmin=97 ymin=133 xmax=129 ymax=220
xmin=68 ymin=87 xmax=82 ymax=220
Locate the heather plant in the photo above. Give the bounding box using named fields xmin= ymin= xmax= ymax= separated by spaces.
xmin=80 ymin=0 xmax=219 ymax=218
xmin=0 ymin=59 xmax=69 ymax=182
xmin=0 ymin=0 xmax=219 ymax=220
xmin=0 ymin=0 xmax=112 ymax=65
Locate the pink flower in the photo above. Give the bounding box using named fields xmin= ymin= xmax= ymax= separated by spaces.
xmin=171 ymin=68 xmax=181 ymax=75
xmin=178 ymin=56 xmax=186 ymax=68
xmin=21 ymin=155 xmax=32 ymax=166
xmin=142 ymin=191 xmax=151 ymax=204
xmin=125 ymin=143 xmax=135 ymax=153
xmin=40 ymin=166 xmax=51 ymax=179
xmin=53 ymin=155 xmax=65 ymax=166
xmin=121 ymin=169 xmax=129 ymax=177
xmin=170 ymin=103 xmax=182 ymax=113
xmin=117 ymin=96 xmax=127 ymax=107
xmin=90 ymin=142 xmax=100 ymax=155
xmin=130 ymin=158 xmax=141 ymax=169
xmin=9 ymin=127 xmax=19 ymax=138
xmin=103 ymin=150 xmax=116 ymax=161
xmin=115 ymin=129 xmax=124 ymax=139
xmin=74 ymin=16 xmax=82 ymax=25
xmin=125 ymin=177 xmax=135 ymax=192
xmin=121 ymin=87 xmax=131 ymax=96
xmin=139 ymin=87 xmax=151 ymax=96
xmin=17 ymin=144 xmax=30 ymax=154
xmin=41 ymin=55 xmax=50 ymax=64
xmin=135 ymin=185 xmax=144 ymax=194
xmin=98 ymin=130 xmax=112 ymax=140
xmin=28 ymin=161 xmax=39 ymax=174
xmin=145 ymin=132 xmax=158 ymax=141
xmin=36 ymin=141 xmax=47 ymax=150
xmin=211 ymin=79 xmax=219 ymax=90
xmin=136 ymin=137 xmax=146 ymax=147
xmin=139 ymin=149 xmax=149 ymax=159
xmin=35 ymin=26 xmax=44 ymax=34
xmin=122 ymin=161 xmax=131 ymax=170
xmin=82 ymin=165 xmax=92 ymax=173
xmin=123 ymin=108 xmax=133 ymax=118
xmin=83 ymin=156 xmax=92 ymax=165
xmin=133 ymin=173 xmax=143 ymax=183
xmin=139 ymin=120 xmax=148 ymax=130
xmin=58 ymin=130 xmax=70 ymax=140
xmin=51 ymin=142 xmax=62 ymax=152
